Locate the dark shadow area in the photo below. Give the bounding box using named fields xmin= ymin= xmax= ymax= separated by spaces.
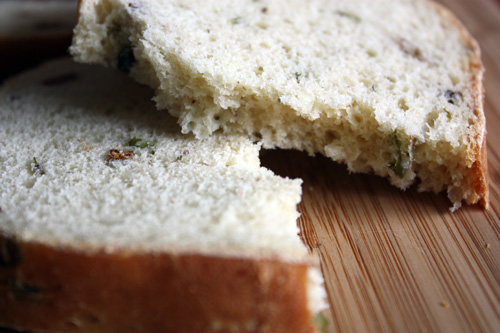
xmin=0 ymin=35 xmax=73 ymax=84
xmin=259 ymin=148 xmax=452 ymax=216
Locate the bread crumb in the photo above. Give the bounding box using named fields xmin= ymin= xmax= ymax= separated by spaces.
xmin=106 ymin=149 xmax=133 ymax=162
xmin=440 ymin=301 xmax=450 ymax=308
xmin=486 ymin=243 xmax=491 ymax=249
xmin=78 ymin=140 xmax=92 ymax=151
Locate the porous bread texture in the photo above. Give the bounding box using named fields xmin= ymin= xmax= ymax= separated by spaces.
xmin=71 ymin=0 xmax=488 ymax=210
xmin=0 ymin=58 xmax=328 ymax=331
xmin=0 ymin=58 xmax=308 ymax=261
xmin=0 ymin=58 xmax=328 ymax=321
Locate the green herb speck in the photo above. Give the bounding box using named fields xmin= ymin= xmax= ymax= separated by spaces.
xmin=32 ymin=157 xmax=45 ymax=175
xmin=314 ymin=313 xmax=329 ymax=331
xmin=444 ymin=108 xmax=452 ymax=120
xmin=387 ymin=133 xmax=414 ymax=179
xmin=295 ymin=72 xmax=302 ymax=83
xmin=230 ymin=17 xmax=242 ymax=24
xmin=127 ymin=136 xmax=155 ymax=149
xmin=335 ymin=10 xmax=361 ymax=22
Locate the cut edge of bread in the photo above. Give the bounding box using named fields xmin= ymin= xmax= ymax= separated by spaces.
xmin=70 ymin=0 xmax=489 ymax=211
xmin=0 ymin=58 xmax=328 ymax=332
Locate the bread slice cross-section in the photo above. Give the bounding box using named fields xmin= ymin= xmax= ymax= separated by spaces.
xmin=0 ymin=58 xmax=327 ymax=332
xmin=71 ymin=0 xmax=488 ymax=210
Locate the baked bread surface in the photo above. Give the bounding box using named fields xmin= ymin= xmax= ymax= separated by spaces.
xmin=0 ymin=58 xmax=326 ymax=332
xmin=71 ymin=0 xmax=488 ymax=210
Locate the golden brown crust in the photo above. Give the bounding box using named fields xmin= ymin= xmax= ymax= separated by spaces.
xmin=0 ymin=234 xmax=316 ymax=333
xmin=469 ymin=42 xmax=489 ymax=208
xmin=430 ymin=0 xmax=489 ymax=208
xmin=475 ymin=135 xmax=489 ymax=208
xmin=467 ymin=43 xmax=489 ymax=207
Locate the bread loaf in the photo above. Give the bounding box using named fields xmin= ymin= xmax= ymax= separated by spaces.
xmin=71 ymin=0 xmax=488 ymax=210
xmin=0 ymin=58 xmax=327 ymax=332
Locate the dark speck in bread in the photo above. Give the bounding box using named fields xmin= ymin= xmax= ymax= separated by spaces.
xmin=0 ymin=237 xmax=21 ymax=267
xmin=445 ymin=90 xmax=462 ymax=105
xmin=117 ymin=46 xmax=136 ymax=73
xmin=8 ymin=279 xmax=41 ymax=298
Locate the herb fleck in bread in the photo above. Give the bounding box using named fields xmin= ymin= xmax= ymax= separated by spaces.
xmin=0 ymin=58 xmax=327 ymax=332
xmin=71 ymin=0 xmax=488 ymax=210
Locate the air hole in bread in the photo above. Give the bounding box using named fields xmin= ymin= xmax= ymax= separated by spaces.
xmin=449 ymin=74 xmax=459 ymax=85
xmin=325 ymin=130 xmax=338 ymax=143
xmin=259 ymin=41 xmax=270 ymax=49
xmin=398 ymin=98 xmax=409 ymax=112
xmin=426 ymin=111 xmax=439 ymax=129
xmin=367 ymin=49 xmax=377 ymax=58
xmin=257 ymin=22 xmax=268 ymax=30
xmin=353 ymin=114 xmax=363 ymax=124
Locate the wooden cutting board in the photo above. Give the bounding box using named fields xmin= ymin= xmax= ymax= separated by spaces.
xmin=262 ymin=0 xmax=500 ymax=331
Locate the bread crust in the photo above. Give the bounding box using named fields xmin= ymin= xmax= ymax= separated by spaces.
xmin=0 ymin=234 xmax=315 ymax=332
xmin=430 ymin=0 xmax=489 ymax=208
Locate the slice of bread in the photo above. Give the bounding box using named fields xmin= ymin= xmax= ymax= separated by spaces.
xmin=71 ymin=0 xmax=488 ymax=210
xmin=0 ymin=58 xmax=327 ymax=332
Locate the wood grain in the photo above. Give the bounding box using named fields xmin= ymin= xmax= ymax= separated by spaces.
xmin=262 ymin=0 xmax=500 ymax=331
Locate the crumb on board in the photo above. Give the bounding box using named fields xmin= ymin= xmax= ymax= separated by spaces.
xmin=486 ymin=243 xmax=491 ymax=249
xmin=440 ymin=301 xmax=450 ymax=308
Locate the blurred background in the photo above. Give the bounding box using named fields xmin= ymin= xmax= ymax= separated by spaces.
xmin=0 ymin=0 xmax=78 ymax=82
